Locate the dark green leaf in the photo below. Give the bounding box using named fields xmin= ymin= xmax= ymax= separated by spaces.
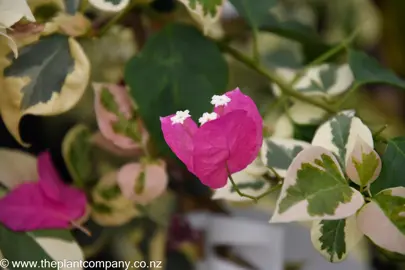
xmin=124 ymin=23 xmax=228 ymax=154
xmin=0 ymin=225 xmax=55 ymax=270
xmin=229 ymin=0 xmax=277 ymax=29
xmin=293 ymin=124 xmax=318 ymax=143
xmin=4 ymin=34 xmax=74 ymax=110
xmin=371 ymin=137 xmax=405 ymax=194
xmin=348 ymin=49 xmax=405 ymax=89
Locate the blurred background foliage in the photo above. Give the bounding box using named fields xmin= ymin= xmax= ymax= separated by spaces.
xmin=2 ymin=0 xmax=405 ymax=269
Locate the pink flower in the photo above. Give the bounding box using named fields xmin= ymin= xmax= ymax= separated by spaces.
xmin=160 ymin=88 xmax=263 ymax=189
xmin=93 ymin=83 xmax=148 ymax=150
xmin=0 ymin=152 xmax=88 ymax=231
xmin=117 ymin=161 xmax=168 ymax=205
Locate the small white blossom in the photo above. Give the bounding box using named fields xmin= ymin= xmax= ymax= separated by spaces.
xmin=211 ymin=94 xmax=231 ymax=107
xmin=171 ymin=110 xmax=191 ymax=125
xmin=199 ymin=112 xmax=218 ymax=125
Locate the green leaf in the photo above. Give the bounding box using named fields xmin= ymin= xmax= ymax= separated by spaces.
xmin=270 ymin=146 xmax=364 ymax=223
xmin=311 ymin=110 xmax=373 ymax=169
xmin=228 ymin=0 xmax=277 ymax=29
xmin=346 ymin=137 xmax=381 ymax=187
xmin=100 ymin=87 xmax=120 ymax=115
xmin=62 ymin=124 xmax=95 ymax=189
xmin=348 ymin=49 xmax=405 ymax=89
xmin=311 ymin=216 xmax=363 ymax=262
xmin=371 ymin=137 xmax=405 ymax=194
xmin=4 ymin=34 xmax=74 ymax=110
xmin=125 ymin=23 xmax=228 ymax=154
xmin=0 ymin=225 xmax=55 ymax=270
xmin=0 ymin=226 xmax=83 ymax=270
xmin=357 ymin=187 xmax=405 ymax=255
xmin=260 ymin=138 xmax=310 ymax=177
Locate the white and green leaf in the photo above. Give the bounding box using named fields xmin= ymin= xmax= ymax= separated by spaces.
xmin=178 ymin=0 xmax=224 ymax=35
xmin=0 ymin=227 xmax=83 ymax=270
xmin=260 ymin=137 xmax=311 ymax=177
xmin=62 ymin=124 xmax=95 ymax=189
xmin=357 ymin=187 xmax=405 ymax=255
xmin=272 ymin=114 xmax=294 ymax=138
xmin=270 ymin=146 xmax=364 ymax=223
xmin=88 ymin=0 xmax=130 ymax=12
xmin=287 ymin=101 xmax=327 ymax=125
xmin=91 ymin=171 xmax=141 ymax=226
xmin=0 ymin=148 xmax=37 ymax=189
xmin=311 ymin=215 xmax=364 ymax=262
xmin=272 ymin=64 xmax=354 ymax=98
xmin=311 ymin=110 xmax=373 ymax=169
xmin=0 ymin=33 xmax=90 ymax=146
xmin=212 ymin=170 xmax=270 ymax=202
xmin=0 ymin=0 xmax=35 ymax=28
xmin=345 ymin=136 xmax=381 ymax=187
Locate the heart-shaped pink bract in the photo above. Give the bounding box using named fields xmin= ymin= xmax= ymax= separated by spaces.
xmin=0 ymin=151 xmax=87 ymax=231
xmin=160 ymin=88 xmax=263 ymax=189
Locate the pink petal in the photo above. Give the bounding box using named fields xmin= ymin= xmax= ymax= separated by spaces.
xmin=0 ymin=183 xmax=85 ymax=231
xmin=160 ymin=116 xmax=198 ymax=172
xmin=214 ymin=88 xmax=263 ymax=153
xmin=93 ymin=83 xmax=139 ymax=150
xmin=117 ymin=162 xmax=168 ymax=205
xmin=192 ymin=110 xmax=258 ymax=189
xmin=37 ymin=151 xmax=87 ymax=216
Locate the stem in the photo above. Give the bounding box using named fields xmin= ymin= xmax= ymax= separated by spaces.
xmin=373 ymin=124 xmax=388 ymax=138
xmin=228 ymin=168 xmax=259 ymax=203
xmin=217 ymin=42 xmax=337 ymax=113
xmin=291 ymin=33 xmax=357 ymax=85
xmin=252 ymin=29 xmax=260 ymax=64
xmin=268 ymin=166 xmax=282 ymax=182
xmin=334 ymin=83 xmax=359 ymax=109
xmin=97 ymin=3 xmax=136 ymax=36
xmin=70 ymin=220 xmax=92 ymax=236
xmin=255 ymin=183 xmax=282 ymax=201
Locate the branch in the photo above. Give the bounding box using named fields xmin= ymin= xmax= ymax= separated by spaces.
xmin=217 ymin=41 xmax=337 ymax=113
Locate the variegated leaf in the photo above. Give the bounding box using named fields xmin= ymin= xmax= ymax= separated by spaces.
xmin=178 ymin=0 xmax=224 ymax=35
xmin=346 ymin=136 xmax=381 ymax=187
xmin=0 ymin=34 xmax=90 ymax=147
xmin=270 ymin=146 xmax=364 ymax=223
xmin=260 ymin=138 xmax=311 ymax=177
xmin=272 ymin=64 xmax=354 ymax=97
xmin=272 ymin=114 xmax=294 ymax=139
xmin=311 ymin=215 xmax=364 ymax=262
xmin=357 ymin=187 xmax=405 ymax=255
xmin=212 ymin=169 xmax=269 ymax=202
xmin=311 ymin=110 xmax=373 ymax=169
xmin=288 ymin=101 xmax=327 ymax=125
xmin=88 ymin=0 xmax=130 ymax=12
xmin=91 ymin=171 xmax=141 ymax=226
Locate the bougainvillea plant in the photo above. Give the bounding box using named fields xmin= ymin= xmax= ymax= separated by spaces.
xmin=0 ymin=0 xmax=404 ymax=268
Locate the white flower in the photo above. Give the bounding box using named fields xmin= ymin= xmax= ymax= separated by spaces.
xmin=171 ymin=110 xmax=191 ymax=125
xmin=211 ymin=94 xmax=231 ymax=107
xmin=198 ymin=112 xmax=218 ymax=125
